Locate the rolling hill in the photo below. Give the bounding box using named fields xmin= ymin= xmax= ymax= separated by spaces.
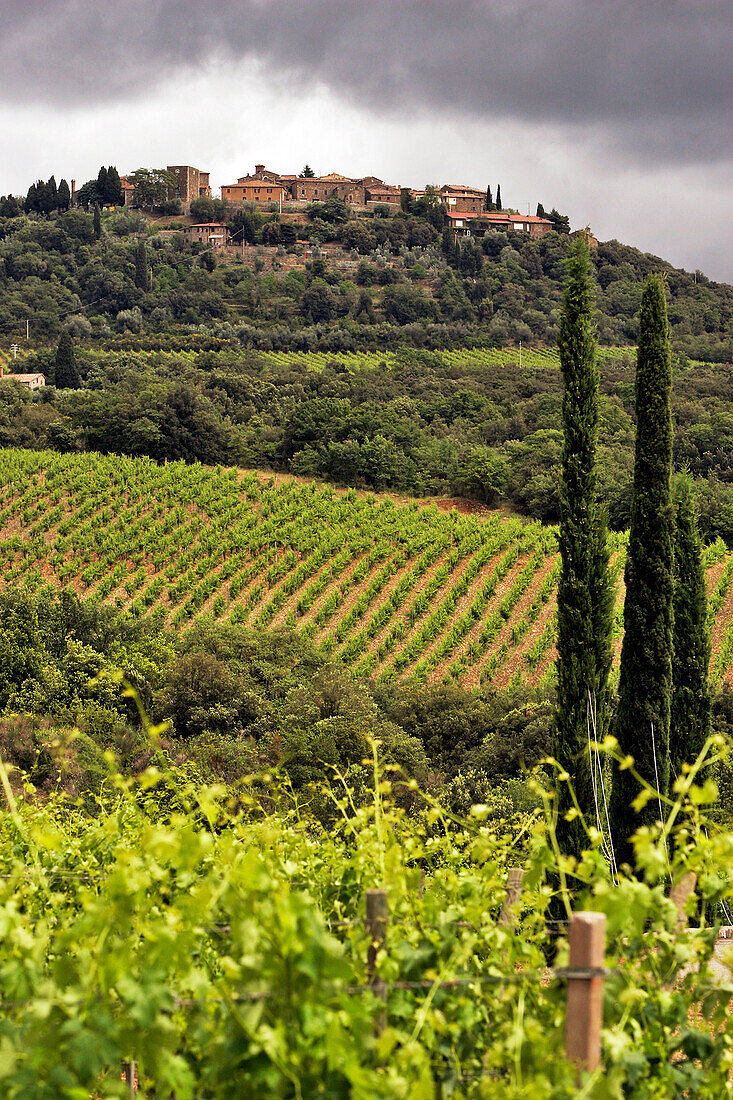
xmin=3 ymin=448 xmax=733 ymax=690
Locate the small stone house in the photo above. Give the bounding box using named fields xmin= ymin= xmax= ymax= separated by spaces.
xmin=0 ymin=365 xmax=45 ymax=389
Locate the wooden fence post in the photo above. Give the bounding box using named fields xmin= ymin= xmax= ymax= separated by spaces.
xmin=498 ymin=868 xmax=525 ymax=926
xmin=366 ymin=888 xmax=388 ymax=1032
xmin=670 ymin=872 xmax=697 ymax=934
xmin=564 ymin=912 xmax=605 ymax=1076
xmin=122 ymin=1060 xmax=136 ymax=1098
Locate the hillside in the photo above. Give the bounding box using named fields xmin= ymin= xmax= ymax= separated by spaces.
xmin=4 ymin=448 xmax=733 ymax=691
xmin=0 ymin=203 xmax=731 ymax=363
xmin=3 ymin=341 xmax=733 ymax=542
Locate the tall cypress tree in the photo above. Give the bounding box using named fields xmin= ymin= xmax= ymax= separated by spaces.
xmin=134 ymin=238 xmax=150 ymax=291
xmin=55 ymin=329 xmax=80 ymax=389
xmin=612 ymin=275 xmax=674 ymax=861
xmin=554 ymin=239 xmax=614 ymax=858
xmin=495 ymin=184 xmax=502 ymax=210
xmin=670 ymin=470 xmax=711 ymax=778
xmin=485 ymin=185 xmax=493 ymax=211
xmin=97 ymin=166 xmax=109 ymax=204
xmin=58 ymin=179 xmax=71 ymax=211
xmin=105 ymin=165 xmax=122 ymax=205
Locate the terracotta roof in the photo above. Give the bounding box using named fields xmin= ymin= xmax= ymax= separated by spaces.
xmin=507 ymin=214 xmax=552 ymax=224
xmin=446 ymin=210 xmax=553 ymax=226
xmin=233 ymin=178 xmax=286 ymax=187
xmin=1 ymin=373 xmax=44 ymax=382
xmin=445 ymin=211 xmax=494 ymax=220
xmin=441 ymin=184 xmax=486 ymax=195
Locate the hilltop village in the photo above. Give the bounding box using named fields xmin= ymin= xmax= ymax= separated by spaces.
xmin=113 ymin=162 xmax=564 ymax=249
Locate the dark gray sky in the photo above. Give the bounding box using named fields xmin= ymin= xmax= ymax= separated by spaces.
xmin=2 ymin=0 xmax=732 ymax=280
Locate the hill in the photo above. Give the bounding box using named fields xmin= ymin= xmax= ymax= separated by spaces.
xmin=3 ymin=342 xmax=733 ymax=542
xmin=4 ymin=448 xmax=733 ymax=690
xmin=0 ymin=203 xmax=730 ymax=363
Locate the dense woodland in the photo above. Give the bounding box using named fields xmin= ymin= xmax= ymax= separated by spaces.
xmin=0 ymin=200 xmax=731 ymax=361
xmin=0 ymin=585 xmax=549 ymax=817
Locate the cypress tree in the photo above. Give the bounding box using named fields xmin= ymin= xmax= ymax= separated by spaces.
xmin=670 ymin=470 xmax=711 ymax=778
xmin=495 ymin=184 xmax=502 ymax=210
xmin=93 ymin=203 xmax=102 ymax=240
xmin=485 ymin=185 xmax=493 ymax=211
xmin=134 ymin=238 xmax=150 ymax=291
xmin=106 ymin=165 xmax=122 ymax=205
xmin=55 ymin=329 xmax=80 ymax=389
xmin=58 ymin=179 xmax=71 ymax=211
xmin=612 ymin=275 xmax=674 ymax=861
xmin=97 ymin=166 xmax=109 ymax=204
xmin=554 ymin=239 xmax=614 ymax=859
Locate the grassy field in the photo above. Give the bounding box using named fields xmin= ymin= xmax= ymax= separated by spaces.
xmin=2 ymin=448 xmax=733 ymax=689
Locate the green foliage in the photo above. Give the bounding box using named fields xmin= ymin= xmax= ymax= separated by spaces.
xmin=555 ymin=240 xmax=614 ymax=859
xmin=0 ymin=732 xmax=729 ymax=1095
xmin=54 ymin=329 xmax=80 ymax=389
xmin=134 ymin=237 xmax=150 ymax=291
xmin=127 ymin=167 xmax=178 ymax=209
xmin=56 ymin=179 xmax=70 ymax=211
xmin=613 ymin=276 xmax=675 ymax=859
xmin=671 ymin=470 xmax=712 ymax=773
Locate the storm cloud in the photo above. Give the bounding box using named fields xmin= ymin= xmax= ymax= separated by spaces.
xmin=2 ymin=0 xmax=731 ymax=166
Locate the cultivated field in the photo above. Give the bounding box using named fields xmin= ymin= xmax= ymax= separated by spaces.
xmin=1 ymin=448 xmax=732 ymax=688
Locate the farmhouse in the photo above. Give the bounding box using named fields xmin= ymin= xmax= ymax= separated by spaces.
xmin=446 ymin=210 xmax=554 ymax=238
xmin=183 ymin=223 xmax=229 ymax=250
xmin=0 ymin=365 xmax=45 ymax=389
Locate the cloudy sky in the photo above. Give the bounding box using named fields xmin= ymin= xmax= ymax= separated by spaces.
xmin=2 ymin=1 xmax=732 ymax=281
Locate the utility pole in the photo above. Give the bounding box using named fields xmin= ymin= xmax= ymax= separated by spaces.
xmin=519 ymin=340 xmax=522 ymax=369
xmin=25 ymin=319 xmax=29 ymax=341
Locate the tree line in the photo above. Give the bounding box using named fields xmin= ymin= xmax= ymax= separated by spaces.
xmin=554 ymin=242 xmax=712 ymax=872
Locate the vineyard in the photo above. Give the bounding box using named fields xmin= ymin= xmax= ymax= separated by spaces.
xmin=2 ymin=448 xmax=733 ymax=689
xmin=0 ymin=343 xmax=647 ymax=378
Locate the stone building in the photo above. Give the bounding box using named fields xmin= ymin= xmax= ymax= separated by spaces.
xmin=439 ymin=184 xmax=487 ymax=213
xmin=288 ymin=173 xmax=366 ymax=205
xmin=0 ymin=365 xmax=45 ymax=389
xmin=364 ymin=182 xmax=402 ymax=208
xmin=183 ymin=223 xmax=229 ymax=250
xmin=445 ymin=210 xmax=554 ymax=238
xmin=221 ymin=177 xmax=289 ymax=205
xmin=167 ymin=166 xmax=211 ymax=207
